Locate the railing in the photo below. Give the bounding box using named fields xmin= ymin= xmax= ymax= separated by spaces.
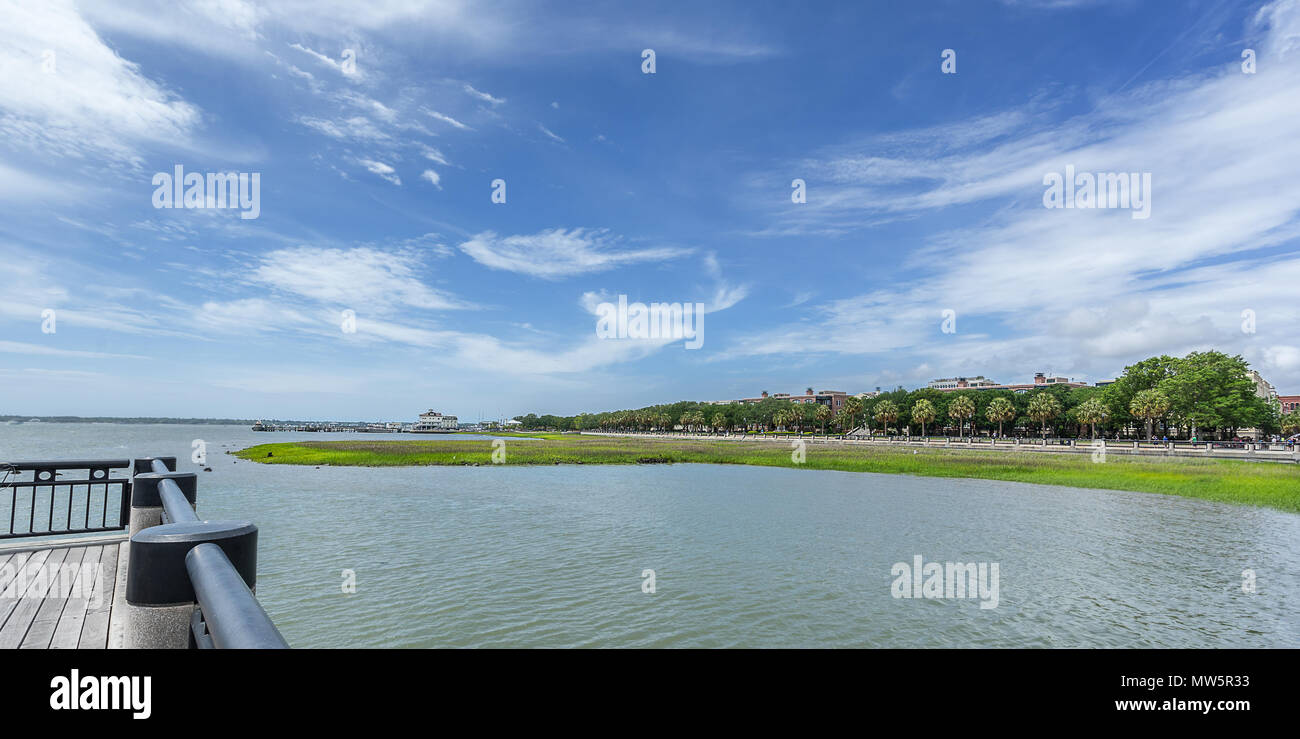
xmin=0 ymin=459 xmax=131 ymax=539
xmin=116 ymin=456 xmax=288 ymax=649
xmin=132 ymin=457 xmax=286 ymax=648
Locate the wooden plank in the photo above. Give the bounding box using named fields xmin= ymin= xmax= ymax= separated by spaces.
xmin=80 ymin=542 xmax=120 ymax=649
xmin=0 ymin=548 xmax=53 ymax=632
xmin=0 ymin=546 xmax=71 ymax=648
xmin=21 ymin=546 xmax=92 ymax=649
xmin=46 ymin=546 xmax=104 ymax=649
xmin=0 ymin=551 xmax=18 ymax=593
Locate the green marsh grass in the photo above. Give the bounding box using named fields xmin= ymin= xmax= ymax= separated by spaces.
xmin=233 ymin=434 xmax=1300 ymax=513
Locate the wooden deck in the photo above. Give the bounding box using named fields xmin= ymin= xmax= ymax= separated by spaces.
xmin=0 ymin=538 xmax=126 ymax=649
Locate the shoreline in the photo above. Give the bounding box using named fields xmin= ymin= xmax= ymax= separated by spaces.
xmin=232 ymin=433 xmax=1300 ymax=514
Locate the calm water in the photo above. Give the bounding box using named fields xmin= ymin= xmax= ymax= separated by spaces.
xmin=3 ymin=423 xmax=1298 ymax=647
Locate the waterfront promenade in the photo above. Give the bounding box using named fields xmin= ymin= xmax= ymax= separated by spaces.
xmin=0 ymin=456 xmax=286 ymax=649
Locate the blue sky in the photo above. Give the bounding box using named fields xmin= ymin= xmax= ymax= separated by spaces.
xmin=2 ymin=0 xmax=1299 ymax=422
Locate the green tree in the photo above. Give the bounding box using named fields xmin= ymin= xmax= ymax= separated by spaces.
xmin=874 ymin=399 xmax=900 ymax=435
xmin=1074 ymin=397 xmax=1109 ymax=439
xmin=948 ymin=395 xmax=976 ymax=438
xmin=985 ymin=397 xmax=1016 ymax=438
xmin=1282 ymin=411 xmax=1300 ymax=435
xmin=1157 ymin=351 xmax=1266 ymax=438
xmin=1129 ymin=388 xmax=1171 ymax=441
xmin=1102 ymin=354 xmax=1179 ymax=426
xmin=911 ymin=399 xmax=937 ymax=437
xmin=1027 ymin=393 xmax=1063 ymax=438
xmin=843 ymin=396 xmax=864 ymax=432
xmin=815 ymin=404 xmax=832 ymax=434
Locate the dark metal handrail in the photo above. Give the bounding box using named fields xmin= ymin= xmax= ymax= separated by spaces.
xmin=151 ymin=459 xmax=200 ymax=525
xmin=186 ymin=543 xmax=289 ymax=649
xmin=123 ymin=455 xmax=289 ymax=649
xmin=0 ymin=458 xmax=130 ymax=539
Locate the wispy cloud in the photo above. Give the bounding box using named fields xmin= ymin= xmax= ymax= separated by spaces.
xmin=0 ymin=0 xmax=200 ymax=163
xmin=250 ymin=246 xmax=474 ymax=312
xmin=423 ymin=108 xmax=472 ymax=131
xmin=458 ymin=228 xmax=691 ymax=279
xmin=537 ymin=123 xmax=565 ymax=143
xmin=463 ymin=83 xmax=505 ymax=105
xmin=358 ymin=159 xmax=402 ymax=185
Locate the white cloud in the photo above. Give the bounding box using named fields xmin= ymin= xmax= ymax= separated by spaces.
xmin=0 ymin=340 xmax=147 ymax=360
xmin=0 ymin=0 xmax=201 ymax=162
xmin=423 ymin=108 xmax=472 ymax=131
xmin=250 ymin=246 xmax=471 ymax=312
xmin=419 ymin=144 xmax=450 ymax=166
xmin=538 ymin=123 xmax=565 ymax=143
xmin=358 ymin=159 xmax=401 ymax=185
xmin=458 ymin=228 xmax=691 ymax=279
xmin=297 ymin=115 xmax=389 ymax=141
xmin=463 ymin=83 xmax=505 ymax=105
xmin=420 ymin=169 xmax=442 ymax=189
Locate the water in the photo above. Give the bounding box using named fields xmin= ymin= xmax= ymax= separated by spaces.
xmin=3 ymin=423 xmax=1298 ymax=647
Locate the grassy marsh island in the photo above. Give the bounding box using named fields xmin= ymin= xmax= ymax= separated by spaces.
xmin=233 ymin=433 xmax=1300 ymax=513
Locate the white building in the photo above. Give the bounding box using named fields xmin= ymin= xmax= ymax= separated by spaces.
xmin=413 ymin=409 xmax=458 ymax=431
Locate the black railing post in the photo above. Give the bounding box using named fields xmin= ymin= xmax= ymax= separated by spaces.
xmin=124 ymin=520 xmax=259 ymax=648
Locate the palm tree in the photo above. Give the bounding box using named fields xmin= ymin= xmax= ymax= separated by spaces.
xmin=1075 ymin=397 xmax=1109 ymax=439
xmin=773 ymin=408 xmax=790 ymax=432
xmin=789 ymin=404 xmax=807 ymax=434
xmin=1282 ymin=411 xmax=1300 ymax=436
xmin=911 ymin=399 xmax=936 ymax=437
xmin=1129 ymin=389 xmax=1171 ymax=441
xmin=711 ymin=412 xmax=726 ymax=434
xmin=814 ymin=404 xmax=831 ymax=434
xmin=874 ymin=399 xmax=900 ymax=435
xmin=1027 ymin=393 xmax=1063 ymax=439
xmin=948 ymin=395 xmax=976 ymax=438
xmin=985 ymin=397 xmax=1015 ymax=438
xmin=843 ymin=396 xmax=863 ymax=432
xmin=834 ymin=408 xmax=852 ymax=434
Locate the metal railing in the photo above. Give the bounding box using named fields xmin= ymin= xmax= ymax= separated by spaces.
xmin=133 ymin=457 xmax=287 ymax=648
xmin=0 ymin=459 xmax=131 ymax=539
xmin=1 ymin=454 xmax=288 ymax=648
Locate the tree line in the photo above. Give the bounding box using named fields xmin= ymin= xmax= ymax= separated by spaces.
xmin=513 ymin=351 xmax=1299 ymax=440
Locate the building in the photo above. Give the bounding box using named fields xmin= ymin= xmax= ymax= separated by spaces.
xmin=929 ymin=372 xmax=1087 ymax=394
xmin=1278 ymin=395 xmax=1300 ymax=414
xmin=734 ymin=388 xmax=849 ymax=414
xmin=412 ymin=409 xmax=458 ymax=431
xmin=1246 ymin=371 xmax=1278 ymax=403
xmin=928 ymin=376 xmax=999 ymax=391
